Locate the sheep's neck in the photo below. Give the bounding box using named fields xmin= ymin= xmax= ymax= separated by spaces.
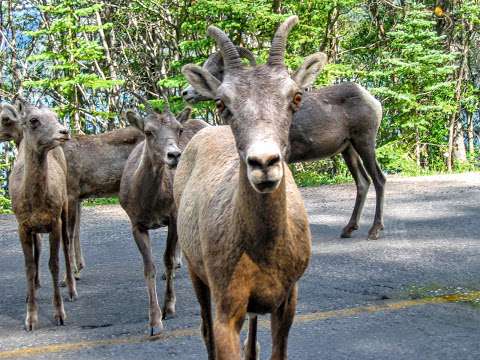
xmin=236 ymin=161 xmax=288 ymax=254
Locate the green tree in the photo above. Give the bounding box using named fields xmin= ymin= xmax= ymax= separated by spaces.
xmin=366 ymin=3 xmax=457 ymax=170
xmin=24 ymin=0 xmax=122 ymax=132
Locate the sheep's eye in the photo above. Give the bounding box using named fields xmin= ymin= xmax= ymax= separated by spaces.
xmin=29 ymin=118 xmax=39 ymax=128
xmin=179 ymin=128 xmax=184 ymax=136
xmin=215 ymin=99 xmax=225 ymax=113
xmin=144 ymin=130 xmax=153 ymax=137
xmin=293 ymin=93 xmax=302 ymax=107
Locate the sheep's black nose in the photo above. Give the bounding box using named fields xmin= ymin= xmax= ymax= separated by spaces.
xmin=167 ymin=150 xmax=181 ymax=161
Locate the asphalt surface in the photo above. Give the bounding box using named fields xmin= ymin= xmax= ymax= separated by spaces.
xmin=0 ymin=173 xmax=479 ymax=359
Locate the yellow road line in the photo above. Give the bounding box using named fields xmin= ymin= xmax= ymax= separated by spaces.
xmin=1 ymin=291 xmax=479 ymax=359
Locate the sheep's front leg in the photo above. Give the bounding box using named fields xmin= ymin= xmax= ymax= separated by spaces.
xmin=20 ymin=227 xmax=38 ymax=331
xmin=270 ymin=285 xmax=297 ymax=360
xmin=49 ymin=221 xmax=66 ymax=325
xmin=33 ymin=234 xmax=42 ymax=289
xmin=132 ymin=225 xmax=163 ymax=335
xmin=62 ymin=207 xmax=78 ymax=301
xmin=163 ymin=217 xmax=177 ymax=319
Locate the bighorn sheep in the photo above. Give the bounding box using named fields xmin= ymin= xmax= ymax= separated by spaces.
xmin=182 ymin=51 xmax=386 ymax=240
xmin=1 ymin=101 xmax=145 ymax=277
xmin=175 ymin=16 xmax=323 ymax=359
xmin=8 ymin=102 xmax=77 ymax=331
xmin=61 ymin=125 xmax=144 ymax=278
xmin=120 ymin=101 xmax=208 ymax=335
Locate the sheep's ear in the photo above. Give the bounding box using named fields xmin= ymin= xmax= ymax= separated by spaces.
xmin=176 ymin=107 xmax=192 ymax=124
xmin=1 ymin=104 xmax=19 ymax=125
xmin=182 ymin=64 xmax=220 ymax=100
xmin=293 ymin=52 xmax=327 ymax=88
xmin=14 ymin=97 xmax=28 ymax=118
xmin=125 ymin=110 xmax=144 ymax=131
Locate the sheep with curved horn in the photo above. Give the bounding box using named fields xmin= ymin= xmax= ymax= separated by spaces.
xmin=176 ymin=15 xmax=324 ymax=359
xmin=182 ymin=39 xmax=385 ymax=242
xmin=182 ymin=47 xmax=256 ymax=103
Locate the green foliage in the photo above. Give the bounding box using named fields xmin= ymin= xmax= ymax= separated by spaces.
xmin=376 ymin=141 xmax=423 ymax=175
xmin=24 ymin=0 xmax=119 ymax=130
xmin=365 ymin=4 xmax=457 ymax=170
xmin=290 ymin=158 xmax=353 ymax=187
xmin=0 ymin=189 xmax=12 ymax=214
xmin=0 ymin=0 xmax=478 ymax=206
xmin=83 ymin=197 xmax=119 ymax=207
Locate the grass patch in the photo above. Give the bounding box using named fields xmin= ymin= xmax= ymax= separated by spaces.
xmin=407 ymin=284 xmax=480 ymax=308
xmin=83 ymin=197 xmax=119 ymax=207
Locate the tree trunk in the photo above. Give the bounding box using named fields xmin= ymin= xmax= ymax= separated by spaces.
xmin=447 ymin=16 xmax=471 ymax=171
xmin=467 ymin=112 xmax=474 ymax=155
xmin=415 ymin=127 xmax=421 ymax=167
xmin=453 ymin=123 xmax=467 ymax=165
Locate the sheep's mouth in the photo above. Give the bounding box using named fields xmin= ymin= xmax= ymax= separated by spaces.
xmin=54 ymin=135 xmax=70 ymax=143
xmin=253 ymin=180 xmax=280 ymax=193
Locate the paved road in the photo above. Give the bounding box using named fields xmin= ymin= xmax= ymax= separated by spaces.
xmin=0 ymin=173 xmax=479 ymax=359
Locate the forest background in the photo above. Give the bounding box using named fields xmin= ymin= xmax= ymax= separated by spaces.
xmin=0 ymin=0 xmax=479 ymax=212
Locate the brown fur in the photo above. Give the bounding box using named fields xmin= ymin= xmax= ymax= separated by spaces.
xmin=119 ymin=106 xmax=208 ymax=335
xmin=62 ymin=127 xmax=144 ymax=276
xmin=177 ymin=16 xmax=316 ymax=359
xmin=174 ymin=127 xmax=311 ymax=360
xmin=9 ymin=104 xmax=77 ymax=331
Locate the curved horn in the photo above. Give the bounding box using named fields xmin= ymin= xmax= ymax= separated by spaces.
xmin=267 ymin=15 xmax=299 ymax=67
xmin=205 ymin=51 xmax=223 ymax=67
xmin=236 ymin=47 xmax=256 ymax=66
xmin=207 ymin=26 xmax=242 ymax=71
xmin=206 ymin=46 xmax=255 ymax=71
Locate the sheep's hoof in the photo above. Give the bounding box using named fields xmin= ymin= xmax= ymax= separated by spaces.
xmin=367 ymin=224 xmax=384 ymax=240
xmin=341 ymin=223 xmax=358 ymax=238
xmin=24 ymin=314 xmax=38 ymax=332
xmin=149 ymin=324 xmax=163 ymax=336
xmin=67 ymin=289 xmax=78 ymax=302
xmin=162 ymin=303 xmax=176 ymax=320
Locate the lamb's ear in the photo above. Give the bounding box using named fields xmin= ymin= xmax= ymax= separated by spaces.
xmin=293 ymin=52 xmax=327 ymax=89
xmin=182 ymin=64 xmax=220 ymax=100
xmin=125 ymin=110 xmax=145 ymax=131
xmin=14 ymin=97 xmax=28 ymax=118
xmin=177 ymin=107 xmax=192 ymax=124
xmin=1 ymin=104 xmax=19 ymax=125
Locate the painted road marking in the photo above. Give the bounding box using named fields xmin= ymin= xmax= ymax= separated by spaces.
xmin=1 ymin=291 xmax=479 ymax=359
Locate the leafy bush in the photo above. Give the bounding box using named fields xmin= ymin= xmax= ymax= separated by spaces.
xmin=291 ymin=157 xmax=353 ymax=187
xmin=376 ymin=141 xmax=422 ymax=175
xmin=0 ymin=190 xmax=12 ymax=214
